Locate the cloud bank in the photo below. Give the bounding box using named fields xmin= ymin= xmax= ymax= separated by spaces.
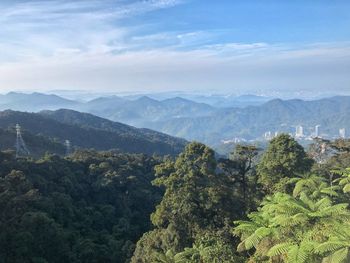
xmin=0 ymin=0 xmax=349 ymax=97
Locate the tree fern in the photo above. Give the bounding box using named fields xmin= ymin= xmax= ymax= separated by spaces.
xmin=321 ymin=247 xmax=349 ymax=263
xmin=333 ymin=168 xmax=350 ymax=194
xmin=315 ymin=225 xmax=350 ymax=263
xmin=234 ymin=170 xmax=350 ymax=262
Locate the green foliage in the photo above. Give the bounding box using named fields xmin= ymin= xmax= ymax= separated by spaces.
xmin=333 ymin=168 xmax=350 ymax=193
xmin=0 ymin=128 xmax=65 ymax=157
xmin=257 ymin=134 xmax=313 ymax=194
xmin=330 ymin=139 xmax=350 ymax=154
xmin=132 ymin=142 xmax=243 ymax=262
xmin=1 ymin=132 xmax=349 ymax=263
xmin=234 ymin=167 xmax=350 ymax=263
xmin=219 ymin=144 xmax=260 ymax=213
xmin=288 ymin=173 xmax=339 ymax=198
xmin=136 ymin=231 xmax=245 ymax=263
xmin=0 ymin=150 xmax=162 ymax=262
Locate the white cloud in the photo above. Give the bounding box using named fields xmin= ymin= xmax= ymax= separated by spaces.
xmin=0 ymin=0 xmax=184 ymax=61
xmin=0 ymin=42 xmax=349 ymax=96
xmin=0 ymin=0 xmax=349 ymax=96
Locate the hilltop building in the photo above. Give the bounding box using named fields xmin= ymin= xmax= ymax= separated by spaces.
xmin=339 ymin=128 xmax=346 ymax=139
xmin=315 ymin=125 xmax=321 ymax=137
xmin=295 ymin=125 xmax=304 ymax=138
xmin=264 ymin=131 xmax=272 ymax=140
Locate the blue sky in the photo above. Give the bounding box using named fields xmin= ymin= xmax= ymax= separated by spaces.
xmin=0 ymin=0 xmax=349 ymax=97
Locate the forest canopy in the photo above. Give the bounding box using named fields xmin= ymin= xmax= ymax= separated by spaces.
xmin=1 ymin=135 xmax=350 ymax=262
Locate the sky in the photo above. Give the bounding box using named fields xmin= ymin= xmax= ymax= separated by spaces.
xmin=0 ymin=0 xmax=349 ymax=97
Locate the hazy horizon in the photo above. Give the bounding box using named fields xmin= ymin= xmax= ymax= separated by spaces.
xmin=1 ymin=89 xmax=350 ymax=101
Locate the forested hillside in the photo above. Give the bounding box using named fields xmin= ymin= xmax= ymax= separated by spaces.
xmin=131 ymin=135 xmax=350 ymax=262
xmin=0 ymin=151 xmax=162 ymax=263
xmin=0 ymin=110 xmax=186 ymax=156
xmin=0 ymin=127 xmax=65 ymax=157
xmin=1 ymin=134 xmax=350 ymax=262
xmin=80 ymin=96 xmax=215 ymax=127
xmin=39 ymin=109 xmax=187 ymax=151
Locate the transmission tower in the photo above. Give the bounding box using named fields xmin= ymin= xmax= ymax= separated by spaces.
xmin=64 ymin=140 xmax=71 ymax=156
xmin=15 ymin=124 xmax=30 ymax=158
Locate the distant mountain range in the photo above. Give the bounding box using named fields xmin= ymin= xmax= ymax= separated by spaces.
xmin=80 ymin=96 xmax=216 ymax=127
xmin=121 ymin=93 xmax=272 ymax=108
xmin=147 ymin=96 xmax=350 ymax=144
xmin=0 ymin=92 xmax=349 ymax=146
xmin=0 ymin=92 xmax=79 ymax=111
xmin=0 ymin=109 xmax=186 ymax=156
xmin=0 ymin=92 xmax=272 ymax=126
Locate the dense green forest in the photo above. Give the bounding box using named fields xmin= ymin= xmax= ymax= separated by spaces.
xmin=1 ymin=134 xmax=350 ymax=262
xmin=0 ymin=150 xmax=162 ymax=263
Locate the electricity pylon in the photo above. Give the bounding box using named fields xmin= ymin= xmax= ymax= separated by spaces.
xmin=15 ymin=124 xmax=30 ymax=158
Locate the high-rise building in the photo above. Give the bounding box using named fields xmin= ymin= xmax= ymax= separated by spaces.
xmin=264 ymin=131 xmax=272 ymax=140
xmin=339 ymin=128 xmax=346 ymax=139
xmin=295 ymin=125 xmax=304 ymax=138
xmin=315 ymin=125 xmax=321 ymax=137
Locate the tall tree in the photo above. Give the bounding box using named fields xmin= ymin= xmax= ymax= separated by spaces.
xmin=219 ymin=144 xmax=259 ymax=212
xmin=132 ymin=142 xmax=241 ymax=262
xmin=257 ymin=134 xmax=313 ymax=194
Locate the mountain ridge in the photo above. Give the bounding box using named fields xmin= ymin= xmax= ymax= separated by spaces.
xmin=0 ymin=92 xmax=349 ymax=146
xmin=147 ymin=96 xmax=350 ymax=144
xmin=0 ymin=109 xmax=186 ymax=156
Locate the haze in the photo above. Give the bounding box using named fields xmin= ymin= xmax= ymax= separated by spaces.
xmin=0 ymin=0 xmax=349 ymax=97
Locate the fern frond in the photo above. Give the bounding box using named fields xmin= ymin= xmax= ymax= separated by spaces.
xmin=321 ymin=203 xmax=349 ymax=217
xmin=321 ymin=247 xmax=349 ymax=263
xmin=244 ymin=227 xmax=271 ymax=250
xmin=316 ymin=241 xmax=347 ymax=253
xmin=267 ymin=242 xmax=295 ymax=257
xmin=343 ymin=184 xmax=350 ymax=193
xmin=320 ymin=187 xmax=339 ymax=197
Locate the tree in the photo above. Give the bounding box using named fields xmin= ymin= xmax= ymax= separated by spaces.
xmin=132 ymin=142 xmax=241 ymax=262
xmin=330 ymin=139 xmax=350 ymax=154
xmin=288 ymin=173 xmax=338 ymax=199
xmin=0 ymin=150 xmax=162 ymax=263
xmin=257 ymin=134 xmax=313 ymax=194
xmin=315 ymin=226 xmax=350 ymax=263
xmin=308 ymin=138 xmax=334 ymax=165
xmin=219 ymin=144 xmax=259 ymax=212
xmin=321 ymin=140 xmax=350 ymax=177
xmin=234 ymin=171 xmax=350 ymax=263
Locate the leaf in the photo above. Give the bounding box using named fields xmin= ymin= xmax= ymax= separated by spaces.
xmin=316 ymin=242 xmax=347 ymax=253
xmin=343 ymin=184 xmax=350 ymax=193
xmin=322 ymin=247 xmax=349 ymax=263
xmin=267 ymin=242 xmax=295 ymax=257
